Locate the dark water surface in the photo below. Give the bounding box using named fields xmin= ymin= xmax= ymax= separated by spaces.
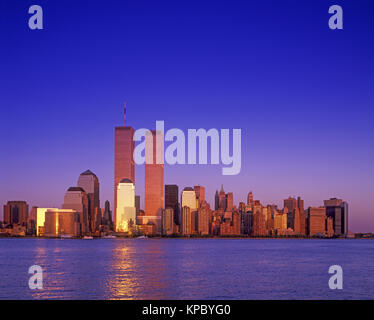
xmin=0 ymin=238 xmax=373 ymax=299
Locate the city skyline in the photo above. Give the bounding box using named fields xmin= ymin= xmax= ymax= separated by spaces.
xmin=2 ymin=1 xmax=374 ymax=232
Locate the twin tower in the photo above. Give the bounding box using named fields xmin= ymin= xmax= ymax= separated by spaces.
xmin=114 ymin=104 xmax=163 ymax=233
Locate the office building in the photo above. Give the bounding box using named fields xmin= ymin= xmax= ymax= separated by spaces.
xmin=116 ymin=179 xmax=136 ymax=233
xmin=145 ymin=130 xmax=164 ymax=233
xmin=3 ymin=201 xmax=29 ymax=226
xmin=78 ymin=170 xmax=100 ymax=233
xmin=114 ymin=104 xmax=135 ymax=228
xmin=62 ymin=187 xmax=89 ymax=235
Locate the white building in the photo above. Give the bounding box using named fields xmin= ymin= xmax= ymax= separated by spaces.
xmin=116 ymin=179 xmax=136 ymax=233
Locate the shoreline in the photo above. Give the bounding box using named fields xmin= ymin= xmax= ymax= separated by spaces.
xmin=0 ymin=235 xmax=371 ymax=240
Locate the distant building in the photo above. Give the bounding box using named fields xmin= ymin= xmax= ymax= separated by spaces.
xmin=78 ymin=170 xmax=100 ymax=233
xmin=3 ymin=201 xmax=29 ymax=226
xmin=284 ymin=197 xmax=297 ymax=213
xmin=162 ymin=208 xmax=174 ymax=235
xmin=218 ymin=185 xmax=226 ymax=210
xmin=181 ymin=206 xmax=192 ymax=235
xmin=116 ymin=179 xmax=136 ymax=233
xmin=324 ymin=198 xmax=348 ymax=236
xmin=247 ymin=192 xmax=254 ymax=207
xmin=252 ymin=209 xmax=267 ymax=236
xmin=135 ymin=195 xmax=140 ymax=216
xmin=197 ymin=200 xmax=211 ymax=235
xmin=226 ymin=192 xmax=233 ymax=212
xmin=181 ymin=187 xmax=197 ymax=210
xmin=165 ymin=185 xmax=179 ymax=225
xmin=44 ymin=209 xmax=80 ymax=237
xmin=102 ymin=200 xmax=113 ymax=227
xmin=194 ymin=185 xmax=205 ymax=206
xmin=29 ymin=207 xmax=59 ymax=236
xmin=62 ymin=187 xmax=89 ymax=235
xmin=307 ymin=207 xmax=326 ymax=236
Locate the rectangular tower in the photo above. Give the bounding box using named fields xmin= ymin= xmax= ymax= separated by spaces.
xmin=145 ymin=130 xmax=164 ymax=233
xmin=114 ymin=106 xmax=135 ymax=227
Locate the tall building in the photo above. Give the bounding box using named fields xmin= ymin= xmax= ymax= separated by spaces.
xmin=226 ymin=192 xmax=233 ymax=211
xmin=181 ymin=187 xmax=197 ymax=234
xmin=197 ymin=200 xmax=211 ymax=235
xmin=162 ymin=207 xmax=174 ymax=235
xmin=78 ymin=170 xmax=100 ymax=233
xmin=3 ymin=201 xmax=29 ymax=226
xmin=252 ymin=210 xmax=267 ymax=236
xmin=284 ymin=197 xmax=297 ymax=213
xmin=181 ymin=187 xmax=197 ymax=210
xmin=44 ymin=209 xmax=80 ymax=237
xmin=62 ymin=187 xmax=89 ymax=235
xmin=194 ymin=185 xmax=205 ymax=205
xmin=145 ymin=130 xmax=164 ymax=233
xmin=214 ymin=190 xmax=219 ymax=210
xmin=102 ymin=200 xmax=113 ymax=227
xmin=247 ymin=192 xmax=254 ymax=207
xmin=218 ymin=185 xmax=226 ymax=210
xmin=181 ymin=206 xmax=192 ymax=235
xmin=165 ymin=185 xmax=179 ymax=225
xmin=307 ymin=207 xmax=326 ymax=236
xmin=297 ymin=196 xmax=306 ymax=235
xmin=116 ymin=179 xmax=136 ymax=233
xmin=114 ymin=104 xmax=135 ymax=229
xmin=324 ymin=198 xmax=348 ymax=236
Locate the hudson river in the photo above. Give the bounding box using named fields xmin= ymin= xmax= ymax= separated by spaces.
xmin=1 ymin=238 xmax=373 ymax=299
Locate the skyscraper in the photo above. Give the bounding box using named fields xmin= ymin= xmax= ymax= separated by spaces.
xmin=78 ymin=170 xmax=100 ymax=233
xmin=3 ymin=201 xmax=29 ymax=226
xmin=307 ymin=207 xmax=326 ymax=236
xmin=162 ymin=207 xmax=174 ymax=235
xmin=114 ymin=104 xmax=135 ymax=228
xmin=284 ymin=197 xmax=297 ymax=213
xmin=116 ymin=179 xmax=136 ymax=233
xmin=226 ymin=192 xmax=233 ymax=212
xmin=218 ymin=185 xmax=226 ymax=210
xmin=145 ymin=130 xmax=164 ymax=233
xmin=62 ymin=187 xmax=89 ymax=235
xmin=165 ymin=184 xmax=179 ymax=225
xmin=181 ymin=187 xmax=197 ymax=234
xmin=324 ymin=198 xmax=348 ymax=236
xmin=194 ymin=185 xmax=205 ymax=205
xmin=247 ymin=192 xmax=254 ymax=207
xmin=102 ymin=200 xmax=113 ymax=227
xmin=181 ymin=206 xmax=192 ymax=235
xmin=197 ymin=200 xmax=211 ymax=235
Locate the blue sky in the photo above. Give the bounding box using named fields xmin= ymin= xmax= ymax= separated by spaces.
xmin=1 ymin=0 xmax=374 ymax=231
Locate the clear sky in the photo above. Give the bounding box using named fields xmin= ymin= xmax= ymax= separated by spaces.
xmin=1 ymin=1 xmax=374 ymax=232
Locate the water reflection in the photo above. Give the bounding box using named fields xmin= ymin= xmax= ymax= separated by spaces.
xmin=106 ymin=240 xmax=170 ymax=299
xmin=0 ymin=238 xmax=374 ymax=299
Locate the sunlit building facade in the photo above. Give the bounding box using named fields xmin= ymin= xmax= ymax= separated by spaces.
xmin=44 ymin=209 xmax=80 ymax=237
xmin=145 ymin=130 xmax=164 ymax=233
xmin=116 ymin=179 xmax=136 ymax=233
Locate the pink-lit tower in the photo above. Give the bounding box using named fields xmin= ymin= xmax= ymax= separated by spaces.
xmin=145 ymin=130 xmax=164 ymax=233
xmin=114 ymin=103 xmax=135 ymax=229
